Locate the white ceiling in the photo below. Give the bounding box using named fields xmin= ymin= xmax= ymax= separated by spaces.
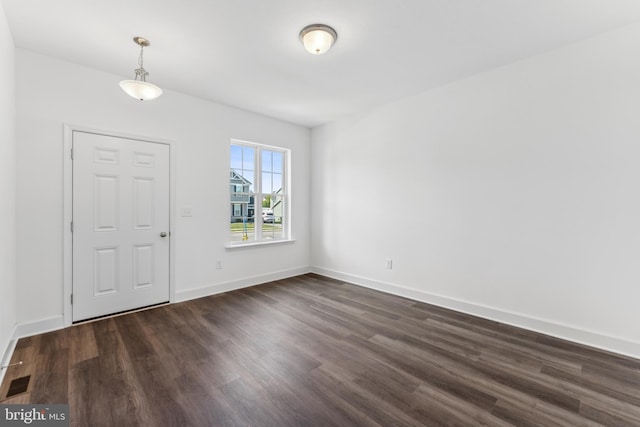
xmin=3 ymin=0 xmax=640 ymax=128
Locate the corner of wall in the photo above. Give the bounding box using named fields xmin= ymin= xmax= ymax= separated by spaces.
xmin=0 ymin=0 xmax=18 ymax=390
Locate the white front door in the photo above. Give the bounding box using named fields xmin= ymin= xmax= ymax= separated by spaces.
xmin=72 ymin=131 xmax=170 ymax=322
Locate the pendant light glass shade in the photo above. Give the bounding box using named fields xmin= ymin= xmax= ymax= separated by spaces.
xmin=119 ymin=80 xmax=163 ymax=101
xmin=119 ymin=37 xmax=163 ymax=101
xmin=299 ymin=24 xmax=337 ymax=55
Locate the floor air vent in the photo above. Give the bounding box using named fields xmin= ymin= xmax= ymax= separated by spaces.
xmin=6 ymin=375 xmax=30 ymax=398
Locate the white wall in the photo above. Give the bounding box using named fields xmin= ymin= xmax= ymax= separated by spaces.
xmin=311 ymin=22 xmax=640 ymax=357
xmin=15 ymin=49 xmax=311 ymax=327
xmin=10 ymin=17 xmax=640 ymax=360
xmin=0 ymin=1 xmax=17 ymax=367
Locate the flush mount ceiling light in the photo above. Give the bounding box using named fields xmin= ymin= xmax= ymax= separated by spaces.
xmin=119 ymin=36 xmax=163 ymax=101
xmin=299 ymin=24 xmax=337 ymax=55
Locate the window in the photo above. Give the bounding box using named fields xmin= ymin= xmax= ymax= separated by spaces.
xmin=229 ymin=140 xmax=288 ymax=244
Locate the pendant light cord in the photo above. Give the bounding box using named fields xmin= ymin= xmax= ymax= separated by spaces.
xmin=134 ymin=45 xmax=149 ymax=82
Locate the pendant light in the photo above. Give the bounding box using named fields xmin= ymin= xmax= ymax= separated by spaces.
xmin=119 ymin=37 xmax=163 ymax=101
xmin=299 ymin=24 xmax=337 ymax=55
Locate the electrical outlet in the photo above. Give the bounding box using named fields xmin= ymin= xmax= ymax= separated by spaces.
xmin=181 ymin=207 xmax=193 ymax=217
xmin=386 ymin=259 xmax=393 ymax=269
xmin=216 ymin=260 xmax=222 ymax=269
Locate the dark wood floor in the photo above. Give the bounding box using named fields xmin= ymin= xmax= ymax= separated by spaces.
xmin=1 ymin=274 xmax=640 ymax=426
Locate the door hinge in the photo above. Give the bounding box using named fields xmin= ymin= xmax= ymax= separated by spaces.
xmin=70 ymin=221 xmax=73 ymax=232
xmin=70 ymin=294 xmax=73 ymax=305
xmin=70 ymin=148 xmax=73 ymax=159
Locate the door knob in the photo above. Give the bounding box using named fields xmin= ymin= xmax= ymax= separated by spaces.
xmin=160 ymin=232 xmax=167 ymax=237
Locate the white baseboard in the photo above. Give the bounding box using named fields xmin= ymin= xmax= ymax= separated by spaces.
xmin=310 ymin=266 xmax=640 ymax=359
xmin=175 ymin=266 xmax=312 ymax=303
xmin=14 ymin=316 xmax=65 ymax=341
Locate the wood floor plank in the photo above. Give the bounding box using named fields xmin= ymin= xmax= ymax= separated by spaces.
xmin=1 ymin=274 xmax=639 ymax=426
xmin=67 ymin=323 xmax=99 ymax=366
xmin=412 ymin=382 xmax=513 ymax=427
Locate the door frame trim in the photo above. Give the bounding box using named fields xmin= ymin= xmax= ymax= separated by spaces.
xmin=63 ymin=124 xmax=177 ymax=327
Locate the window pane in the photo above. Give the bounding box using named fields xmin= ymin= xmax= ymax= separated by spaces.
xmin=242 ymin=146 xmax=255 ymax=171
xmin=272 ymin=152 xmax=283 ymax=174
xmin=231 ymin=145 xmax=255 ymax=192
xmin=262 ymin=194 xmax=271 ymax=209
xmin=230 ymin=192 xmax=249 ymax=203
xmin=262 ymin=150 xmax=272 ymax=173
xmin=261 ymin=172 xmax=272 ymax=193
xmin=272 ymin=173 xmax=282 ymax=193
xmin=263 ymin=193 xmax=284 ymax=240
xmin=243 ymin=171 xmax=254 ymax=193
xmin=230 ymin=145 xmax=243 ymax=170
xmin=230 ymin=216 xmax=255 ymax=242
xmin=272 ymin=193 xmax=284 ymax=224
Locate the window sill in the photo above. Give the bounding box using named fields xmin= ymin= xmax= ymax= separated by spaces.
xmin=225 ymin=239 xmax=296 ymax=249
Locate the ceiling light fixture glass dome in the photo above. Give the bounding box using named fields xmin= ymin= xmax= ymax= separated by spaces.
xmin=119 ymin=37 xmax=163 ymax=101
xmin=299 ymin=24 xmax=337 ymax=55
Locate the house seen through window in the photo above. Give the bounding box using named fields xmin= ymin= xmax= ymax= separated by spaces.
xmin=230 ymin=140 xmax=288 ymax=244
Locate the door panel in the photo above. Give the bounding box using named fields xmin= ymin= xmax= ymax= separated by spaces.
xmin=94 ymin=175 xmax=119 ymax=231
xmin=94 ymin=247 xmax=118 ymax=295
xmin=73 ymin=131 xmax=170 ymax=322
xmin=133 ymin=177 xmax=154 ymax=229
xmin=133 ymin=244 xmax=154 ymax=288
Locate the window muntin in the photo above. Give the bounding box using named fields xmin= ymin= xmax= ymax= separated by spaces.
xmin=230 ymin=141 xmax=288 ymax=244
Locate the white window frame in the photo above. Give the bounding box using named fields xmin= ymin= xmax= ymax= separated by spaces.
xmin=227 ymin=139 xmax=291 ymax=247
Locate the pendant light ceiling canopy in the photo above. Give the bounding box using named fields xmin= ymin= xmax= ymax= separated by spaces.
xmin=299 ymin=24 xmax=337 ymax=55
xmin=119 ymin=36 xmax=163 ymax=101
